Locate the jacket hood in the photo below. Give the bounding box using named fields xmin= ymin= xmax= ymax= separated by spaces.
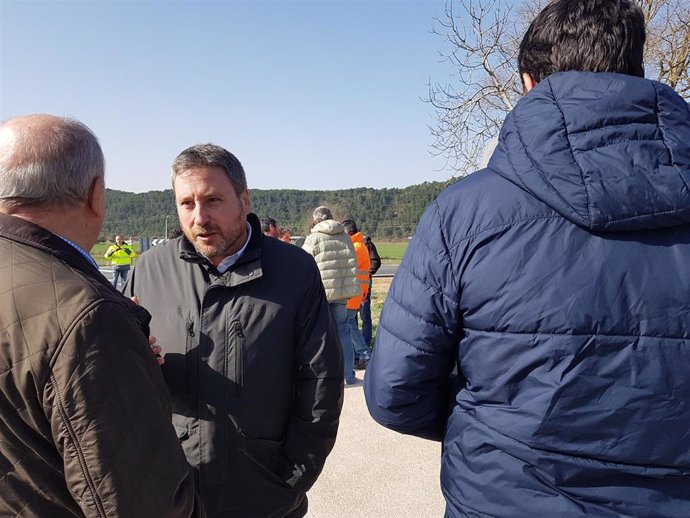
xmin=312 ymin=219 xmax=346 ymax=235
xmin=488 ymin=71 xmax=690 ymax=232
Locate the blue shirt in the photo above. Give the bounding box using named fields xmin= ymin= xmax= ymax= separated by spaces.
xmin=60 ymin=236 xmax=99 ymax=270
xmin=214 ymin=222 xmax=252 ymax=274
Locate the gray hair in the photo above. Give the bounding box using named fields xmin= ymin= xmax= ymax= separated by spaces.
xmin=0 ymin=116 xmax=105 ymax=207
xmin=172 ymin=143 xmax=247 ymax=195
xmin=313 ymin=206 xmax=333 ymax=222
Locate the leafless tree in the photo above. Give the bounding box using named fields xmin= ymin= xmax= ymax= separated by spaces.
xmin=429 ymin=0 xmax=690 ymax=176
xmin=643 ymin=0 xmax=690 ymax=96
xmin=428 ymin=0 xmax=524 ymax=173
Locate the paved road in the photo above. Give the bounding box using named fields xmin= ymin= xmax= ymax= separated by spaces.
xmin=374 ymin=264 xmax=399 ymax=277
xmin=307 ymin=375 xmax=445 ymax=518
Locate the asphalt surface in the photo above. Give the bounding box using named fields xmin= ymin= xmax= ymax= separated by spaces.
xmin=374 ymin=264 xmax=399 ymax=277
xmin=307 ymin=374 xmax=445 ymax=518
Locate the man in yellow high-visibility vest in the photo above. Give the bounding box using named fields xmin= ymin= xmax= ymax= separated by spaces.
xmin=104 ymin=235 xmax=136 ymax=290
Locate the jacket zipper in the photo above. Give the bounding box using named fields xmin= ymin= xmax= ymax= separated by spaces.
xmin=234 ymin=322 xmax=244 ymax=390
xmin=185 ymin=321 xmax=195 ymax=395
xmin=225 ymin=321 xmax=244 ymax=397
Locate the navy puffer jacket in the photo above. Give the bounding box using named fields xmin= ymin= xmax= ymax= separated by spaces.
xmin=365 ymin=71 xmax=690 ymax=517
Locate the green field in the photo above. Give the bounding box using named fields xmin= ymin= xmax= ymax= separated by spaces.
xmin=375 ymin=242 xmax=408 ymax=263
xmin=92 ymin=240 xmax=407 ymax=267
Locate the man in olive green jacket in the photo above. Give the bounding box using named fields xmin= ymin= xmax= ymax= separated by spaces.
xmin=0 ymin=114 xmax=201 ymax=517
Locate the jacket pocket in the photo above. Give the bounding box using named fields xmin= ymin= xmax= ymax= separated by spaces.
xmin=239 ymin=436 xmax=291 ymax=489
xmin=225 ymin=320 xmax=245 ymax=397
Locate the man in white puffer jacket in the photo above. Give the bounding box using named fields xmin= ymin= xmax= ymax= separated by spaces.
xmin=303 ymin=206 xmax=360 ymax=384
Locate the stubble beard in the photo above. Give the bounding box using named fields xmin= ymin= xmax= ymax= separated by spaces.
xmin=185 ymin=224 xmax=246 ymax=264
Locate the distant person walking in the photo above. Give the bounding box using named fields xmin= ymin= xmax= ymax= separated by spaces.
xmin=302 ymin=206 xmax=360 ymax=384
xmin=104 ymin=234 xmax=136 ymax=289
xmin=359 ymin=233 xmax=381 ymax=347
xmin=342 ymin=219 xmax=371 ymax=369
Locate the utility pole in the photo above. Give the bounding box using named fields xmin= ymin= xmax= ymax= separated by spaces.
xmin=165 ymin=215 xmax=169 ymax=240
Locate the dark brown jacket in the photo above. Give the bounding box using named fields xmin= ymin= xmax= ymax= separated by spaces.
xmin=0 ymin=213 xmax=201 ymax=518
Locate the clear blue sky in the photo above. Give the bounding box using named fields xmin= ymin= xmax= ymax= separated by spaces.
xmin=1 ymin=0 xmax=452 ymax=193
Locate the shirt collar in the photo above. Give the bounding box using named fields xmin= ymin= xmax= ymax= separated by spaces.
xmin=59 ymin=236 xmax=99 ymax=270
xmin=213 ymin=222 xmax=252 ymax=274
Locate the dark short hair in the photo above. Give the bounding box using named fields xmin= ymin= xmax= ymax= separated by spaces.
xmin=261 ymin=217 xmax=277 ymax=233
xmin=342 ymin=219 xmax=358 ymax=235
xmin=518 ymin=0 xmax=645 ymax=83
xmin=172 ymin=143 xmax=247 ymax=195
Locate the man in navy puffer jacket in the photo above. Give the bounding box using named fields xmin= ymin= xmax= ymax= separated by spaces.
xmin=364 ymin=0 xmax=690 ymax=516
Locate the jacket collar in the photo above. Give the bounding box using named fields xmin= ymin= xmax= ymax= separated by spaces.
xmin=311 ymin=219 xmax=345 ymax=235
xmin=0 ymin=212 xmax=102 ymax=277
xmin=178 ymin=213 xmax=264 ymax=285
xmin=0 ymin=212 xmax=151 ymax=329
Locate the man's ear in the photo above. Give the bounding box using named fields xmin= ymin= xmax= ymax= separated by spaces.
xmin=522 ymin=73 xmax=538 ymax=94
xmin=87 ymin=175 xmax=106 ymax=219
xmin=241 ymin=189 xmax=252 ymax=215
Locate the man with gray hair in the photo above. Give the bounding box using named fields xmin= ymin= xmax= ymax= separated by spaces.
xmin=126 ymin=144 xmax=343 ymax=517
xmin=0 ymin=114 xmax=200 ymax=517
xmin=302 ymin=206 xmax=360 ymax=385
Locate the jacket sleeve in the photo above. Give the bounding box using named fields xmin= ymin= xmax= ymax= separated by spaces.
xmin=44 ymin=301 xmax=201 ymax=518
xmin=355 ymin=241 xmax=371 ymax=299
xmin=301 ymin=234 xmax=314 ymax=257
xmin=103 ymin=246 xmax=114 ymax=259
xmin=364 ymin=199 xmax=461 ymax=441
xmin=281 ymin=260 xmax=344 ymax=493
xmin=366 ymin=238 xmax=381 ymax=275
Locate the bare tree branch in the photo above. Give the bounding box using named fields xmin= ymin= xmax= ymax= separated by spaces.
xmin=428 ymin=0 xmax=690 ymax=177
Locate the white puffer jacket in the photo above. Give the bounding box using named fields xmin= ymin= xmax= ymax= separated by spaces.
xmin=302 ymin=220 xmax=360 ymax=303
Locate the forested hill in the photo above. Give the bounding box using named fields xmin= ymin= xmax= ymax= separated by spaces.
xmin=103 ymin=179 xmax=457 ymax=239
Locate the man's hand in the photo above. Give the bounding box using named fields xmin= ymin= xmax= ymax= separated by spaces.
xmin=149 ymin=335 xmax=165 ymax=366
